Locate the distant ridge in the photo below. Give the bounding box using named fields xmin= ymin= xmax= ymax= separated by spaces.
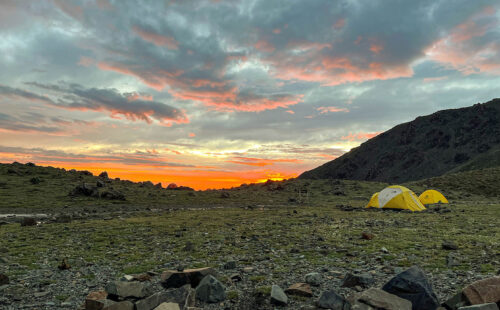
xmin=299 ymin=98 xmax=500 ymax=182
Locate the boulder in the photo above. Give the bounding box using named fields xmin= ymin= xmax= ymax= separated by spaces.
xmin=462 ymin=276 xmax=500 ymax=305
xmin=458 ymin=304 xmax=499 ymax=310
xmin=270 ymin=285 xmax=288 ymax=306
xmin=382 ymin=266 xmax=439 ymax=310
xmin=442 ymin=292 xmax=469 ymax=310
xmin=105 ymin=281 xmax=148 ymax=299
xmin=285 ymin=283 xmax=313 ymax=297
xmin=154 ymin=303 xmax=180 ymax=310
xmin=99 ymin=171 xmax=109 ymax=178
xmin=84 ymin=291 xmax=132 ymax=310
xmin=342 ymin=273 xmax=375 ymax=288
xmin=357 ymin=288 xmax=412 ymax=310
xmin=317 ymin=290 xmax=350 ymax=309
xmin=20 ymin=217 xmax=37 ymax=226
xmin=305 ymin=272 xmax=322 ymax=286
xmin=162 ymin=284 xmax=195 ymax=306
xmin=161 ymin=267 xmax=215 ymax=288
xmin=104 ymin=301 xmax=134 ymax=310
xmin=442 ymin=241 xmax=459 ymax=250
xmin=223 ymin=261 xmax=237 ymax=270
xmin=195 ymin=275 xmax=226 ymax=303
xmin=0 ymin=274 xmax=9 ymax=285
xmin=136 ymin=291 xmax=170 ymax=310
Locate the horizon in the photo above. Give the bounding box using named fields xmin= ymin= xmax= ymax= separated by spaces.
xmin=1 ymin=1 xmax=500 ymax=190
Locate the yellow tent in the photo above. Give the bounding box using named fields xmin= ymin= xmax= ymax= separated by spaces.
xmin=365 ymin=192 xmax=379 ymax=208
xmin=366 ymin=185 xmax=426 ymax=212
xmin=419 ymin=189 xmax=448 ymax=205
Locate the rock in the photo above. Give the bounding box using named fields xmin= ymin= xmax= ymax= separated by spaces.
xmin=99 ymin=171 xmax=109 ymax=178
xmin=70 ymin=183 xmax=99 ymax=197
xmin=220 ymin=192 xmax=230 ymax=198
xmin=285 ymin=283 xmax=313 ymax=297
xmin=230 ymin=274 xmax=242 ymax=282
xmin=382 ymin=266 xmax=439 ymax=310
xmin=162 ymin=284 xmax=195 ymax=306
xmin=20 ymin=217 xmax=37 ymax=226
xmin=305 ymin=272 xmax=321 ymax=286
xmin=357 ymin=288 xmax=412 ymax=310
xmin=96 ymin=180 xmax=105 ymax=188
xmin=362 ymin=232 xmax=374 ymax=240
xmin=458 ymin=304 xmax=499 ymax=310
xmin=0 ymin=274 xmax=9 ymax=285
xmin=135 ymin=291 xmax=170 ymax=310
xmin=105 ymin=301 xmax=134 ymax=310
xmin=84 ymin=291 xmax=116 ymax=310
xmin=161 ymin=267 xmax=215 ymax=288
xmin=100 ymin=190 xmax=126 ymax=200
xmin=195 ymin=275 xmax=226 ymax=303
xmin=443 ymin=292 xmax=469 ymax=310
xmin=223 ymin=261 xmax=237 ymax=270
xmin=154 ymin=303 xmax=180 ymax=310
xmin=105 ymin=281 xmax=148 ymax=299
xmin=317 ymin=290 xmax=350 ymax=309
xmin=342 ymin=272 xmax=375 ymax=288
xmin=58 ymin=258 xmax=71 ymax=270
xmin=30 ymin=177 xmax=41 ymax=184
xmin=270 ymin=285 xmax=288 ymax=306
xmin=462 ymin=276 xmax=500 ymax=305
xmin=442 ymin=241 xmax=459 ymax=250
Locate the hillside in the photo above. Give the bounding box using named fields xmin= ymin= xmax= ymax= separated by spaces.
xmin=300 ymin=98 xmax=500 ymax=182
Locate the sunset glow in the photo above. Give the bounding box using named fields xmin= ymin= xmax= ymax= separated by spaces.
xmin=1 ymin=1 xmax=500 ymax=189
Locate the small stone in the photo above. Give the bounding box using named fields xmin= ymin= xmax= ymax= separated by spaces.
xmin=105 ymin=281 xmax=147 ymax=299
xmin=381 ymin=247 xmax=389 ymax=253
xmin=0 ymin=274 xmax=9 ymax=285
xmin=195 ymin=275 xmax=226 ymax=303
xmin=305 ymin=272 xmax=321 ymax=286
xmin=317 ymin=290 xmax=350 ymax=309
xmin=285 ymin=283 xmax=313 ymax=297
xmin=458 ymin=304 xmax=499 ymax=310
xmin=362 ymin=232 xmax=374 ymax=240
xmin=342 ymin=273 xmax=374 ymax=288
xmin=161 ymin=267 xmax=215 ymax=288
xmin=270 ymin=285 xmax=288 ymax=306
xmin=462 ymin=276 xmax=500 ymax=305
xmin=243 ymin=267 xmax=254 ymax=273
xmin=230 ymin=274 xmax=242 ymax=282
xmin=223 ymin=261 xmax=237 ymax=270
xmin=154 ymin=303 xmax=181 ymax=310
xmin=443 ymin=241 xmax=459 ymax=250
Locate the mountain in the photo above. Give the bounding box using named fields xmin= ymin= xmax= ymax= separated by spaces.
xmin=299 ymin=98 xmax=500 ymax=182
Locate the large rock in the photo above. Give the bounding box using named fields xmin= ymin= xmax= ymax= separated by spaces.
xmin=317 ymin=290 xmax=350 ymax=309
xmin=443 ymin=292 xmax=469 ymax=310
xmin=84 ymin=290 xmax=108 ymax=310
xmin=135 ymin=291 xmax=170 ymax=310
xmin=154 ymin=303 xmax=181 ymax=310
xmin=104 ymin=301 xmax=134 ymax=310
xmin=382 ymin=266 xmax=439 ymax=310
xmin=161 ymin=267 xmax=215 ymax=288
xmin=462 ymin=277 xmax=500 ymax=305
xmin=195 ymin=275 xmax=226 ymax=303
xmin=105 ymin=281 xmax=148 ymax=299
xmin=305 ymin=272 xmax=322 ymax=286
xmin=357 ymin=288 xmax=412 ymax=310
xmin=20 ymin=217 xmax=37 ymax=226
xmin=285 ymin=283 xmax=313 ymax=297
xmin=342 ymin=272 xmax=375 ymax=288
xmin=161 ymin=284 xmax=195 ymax=307
xmin=458 ymin=304 xmax=499 ymax=310
xmin=270 ymin=285 xmax=288 ymax=306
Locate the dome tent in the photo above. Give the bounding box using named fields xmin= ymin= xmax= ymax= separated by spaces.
xmin=365 ymin=192 xmax=379 ymax=208
xmin=419 ymin=189 xmax=448 ymax=205
xmin=366 ymin=185 xmax=426 ymax=212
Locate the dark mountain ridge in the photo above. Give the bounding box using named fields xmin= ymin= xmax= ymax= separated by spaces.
xmin=299 ymin=98 xmax=500 ymax=182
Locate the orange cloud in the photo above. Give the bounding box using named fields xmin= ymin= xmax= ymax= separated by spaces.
xmin=132 ymin=26 xmax=179 ymax=49
xmin=226 ymin=157 xmax=301 ymax=167
xmin=333 ymin=18 xmax=345 ymax=30
xmin=317 ymin=106 xmax=349 ymax=114
xmin=255 ymin=40 xmax=275 ymax=53
xmin=370 ymin=43 xmax=383 ymax=54
xmin=341 ymin=132 xmax=381 ymax=141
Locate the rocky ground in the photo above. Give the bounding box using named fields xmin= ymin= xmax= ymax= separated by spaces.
xmin=1 ymin=202 xmax=499 ymax=309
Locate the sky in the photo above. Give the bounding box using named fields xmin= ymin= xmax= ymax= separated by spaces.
xmin=1 ymin=0 xmax=500 ymax=189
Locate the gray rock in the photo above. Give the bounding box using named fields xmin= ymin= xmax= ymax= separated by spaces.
xmin=161 ymin=267 xmax=215 ymax=288
xmin=443 ymin=292 xmax=468 ymax=310
xmin=105 ymin=301 xmax=134 ymax=310
xmin=305 ymin=272 xmax=321 ymax=286
xmin=154 ymin=303 xmax=181 ymax=310
xmin=162 ymin=285 xmax=195 ymax=306
xmin=458 ymin=304 xmax=499 ymax=310
xmin=342 ymin=273 xmax=374 ymax=288
xmin=270 ymin=285 xmax=288 ymax=306
xmin=382 ymin=266 xmax=439 ymax=310
xmin=195 ymin=275 xmax=226 ymax=303
xmin=442 ymin=241 xmax=458 ymax=250
xmin=105 ymin=281 xmax=148 ymax=299
xmin=357 ymin=288 xmax=412 ymax=310
xmin=317 ymin=290 xmax=350 ymax=309
xmin=223 ymin=261 xmax=236 ymax=270
xmin=136 ymin=291 xmax=169 ymax=310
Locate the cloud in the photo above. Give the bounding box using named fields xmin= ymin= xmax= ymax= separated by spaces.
xmin=132 ymin=25 xmax=179 ymax=49
xmin=341 ymin=132 xmax=382 ymax=141
xmin=317 ymin=106 xmax=349 ymax=114
xmin=27 ymin=82 xmax=188 ymax=125
xmin=0 ymin=84 xmax=52 ymax=104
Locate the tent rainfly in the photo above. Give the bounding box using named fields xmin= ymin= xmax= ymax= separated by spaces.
xmin=365 ymin=185 xmax=426 ymax=212
xmin=419 ymin=189 xmax=449 ymax=205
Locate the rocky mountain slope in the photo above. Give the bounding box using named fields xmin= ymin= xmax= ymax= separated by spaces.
xmin=300 ymin=98 xmax=500 ymax=183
